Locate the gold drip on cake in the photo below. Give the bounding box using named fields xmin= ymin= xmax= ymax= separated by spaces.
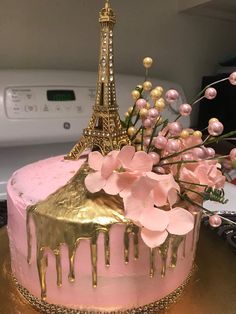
xmin=159 ymin=237 xmax=170 ymax=278
xmin=68 ymin=243 xmax=76 ymax=283
xmin=182 ymin=235 xmax=187 ymax=258
xmin=170 ymin=236 xmax=184 ymax=268
xmin=90 ymin=235 xmax=98 ymax=287
xmin=26 ymin=164 xmax=131 ymax=300
xmin=65 ymin=0 xmax=130 ymax=160
xmin=149 ymin=248 xmax=156 ymax=278
xmin=191 ymin=212 xmax=202 ymax=252
xmin=104 ymin=230 xmax=110 ymax=266
xmin=54 ymin=248 xmax=62 ymax=287
xmin=124 ymin=224 xmax=139 ymax=264
xmin=192 ymin=212 xmax=202 ymax=261
xmin=25 ymin=163 xmax=199 ymax=301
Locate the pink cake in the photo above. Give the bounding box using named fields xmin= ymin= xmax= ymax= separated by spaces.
xmin=7 ymin=155 xmax=200 ymax=313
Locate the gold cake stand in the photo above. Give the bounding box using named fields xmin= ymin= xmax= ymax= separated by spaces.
xmin=1 ymin=227 xmax=236 ymax=314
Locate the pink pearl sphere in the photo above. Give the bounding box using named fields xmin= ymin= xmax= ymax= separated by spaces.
xmin=143 ymin=118 xmax=152 ymax=128
xmin=154 ymin=136 xmax=168 ymax=149
xmin=179 ymin=103 xmax=192 ymax=116
xmin=148 ymin=152 xmax=160 ymax=165
xmin=148 ymin=108 xmax=159 ymax=119
xmin=208 ymin=121 xmax=224 ymax=136
xmin=153 ymin=166 xmax=165 ymax=174
xmin=229 ymin=72 xmax=236 ymax=85
xmin=136 ymin=98 xmax=147 ymax=109
xmin=182 ymin=153 xmax=193 ymax=161
xmin=230 ymin=148 xmax=236 ymax=161
xmin=166 ymin=140 xmax=180 ymax=153
xmin=165 ymin=89 xmax=179 ymax=104
xmin=205 ymin=87 xmax=217 ymax=100
xmin=144 ymin=137 xmax=151 ymax=146
xmin=168 ymin=122 xmax=183 ymax=136
xmin=192 ymin=147 xmax=206 ymax=159
xmin=205 ymin=147 xmax=215 ymax=158
xmin=209 ymin=215 xmax=222 ymax=228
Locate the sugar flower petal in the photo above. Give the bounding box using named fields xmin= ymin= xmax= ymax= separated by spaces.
xmin=179 ymin=167 xmax=200 ymax=185
xmin=150 ymin=174 xmax=180 ymax=207
xmin=167 ymin=207 xmax=194 ymax=235
xmin=130 ymin=176 xmax=153 ymax=200
xmin=85 ymin=172 xmax=106 ymax=193
xmin=88 ymin=151 xmax=104 ymax=171
xmin=141 ymin=228 xmax=168 ymax=248
xmin=140 ymin=207 xmax=169 ymax=232
xmin=117 ymin=172 xmax=138 ymax=198
xmin=103 ymin=172 xmax=121 ymax=195
xmin=118 ymin=145 xmax=135 ymax=168
xmin=130 ymin=151 xmax=153 ymax=172
xmin=124 ymin=193 xmax=154 ymax=221
xmin=167 ymin=188 xmax=179 ymax=208
xmin=101 ymin=153 xmax=120 ymax=179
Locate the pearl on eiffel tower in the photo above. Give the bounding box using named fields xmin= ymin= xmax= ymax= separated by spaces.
xmin=143 ymin=57 xmax=153 ymax=69
xmin=131 ymin=90 xmax=140 ymax=100
xmin=143 ymin=81 xmax=152 ymax=91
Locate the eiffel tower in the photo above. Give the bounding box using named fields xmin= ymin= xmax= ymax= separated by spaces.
xmin=66 ymin=0 xmax=130 ymax=160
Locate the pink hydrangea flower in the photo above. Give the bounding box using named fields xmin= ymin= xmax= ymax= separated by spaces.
xmin=180 ymin=160 xmax=225 ymax=189
xmin=141 ymin=207 xmax=194 ymax=248
xmin=124 ymin=193 xmax=194 ymax=248
xmin=126 ymin=172 xmax=180 ymax=208
xmin=85 ymin=146 xmax=153 ymax=196
xmin=85 ymin=145 xmax=194 ymax=249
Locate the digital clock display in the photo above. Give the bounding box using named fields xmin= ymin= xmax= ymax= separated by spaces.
xmin=47 ymin=90 xmax=76 ymax=101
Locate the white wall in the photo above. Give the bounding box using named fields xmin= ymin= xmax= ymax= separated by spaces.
xmin=0 ymin=0 xmax=236 ymax=124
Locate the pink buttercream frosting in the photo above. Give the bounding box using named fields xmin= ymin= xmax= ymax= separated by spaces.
xmin=7 ymin=155 xmax=198 ymax=311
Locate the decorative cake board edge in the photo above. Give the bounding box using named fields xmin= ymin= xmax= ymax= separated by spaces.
xmin=12 ymin=266 xmax=196 ymax=314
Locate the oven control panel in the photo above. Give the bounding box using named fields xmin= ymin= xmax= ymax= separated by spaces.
xmin=5 ymin=86 xmax=95 ymax=119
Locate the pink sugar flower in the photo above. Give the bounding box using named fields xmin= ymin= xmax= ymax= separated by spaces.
xmin=194 ymin=162 xmax=225 ymax=188
xmin=129 ymin=172 xmax=180 ymax=207
xmin=141 ymin=207 xmax=194 ymax=248
xmin=180 ymin=160 xmax=225 ymax=189
xmin=85 ymin=146 xmax=154 ymax=196
xmin=124 ymin=193 xmax=194 ymax=248
xmin=152 ymin=173 xmax=180 ymax=207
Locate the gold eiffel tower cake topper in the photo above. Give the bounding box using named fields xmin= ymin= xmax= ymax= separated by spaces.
xmin=66 ymin=0 xmax=130 ymax=160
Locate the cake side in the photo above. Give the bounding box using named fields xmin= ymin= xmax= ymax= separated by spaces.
xmin=7 ymin=156 xmax=200 ymax=311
